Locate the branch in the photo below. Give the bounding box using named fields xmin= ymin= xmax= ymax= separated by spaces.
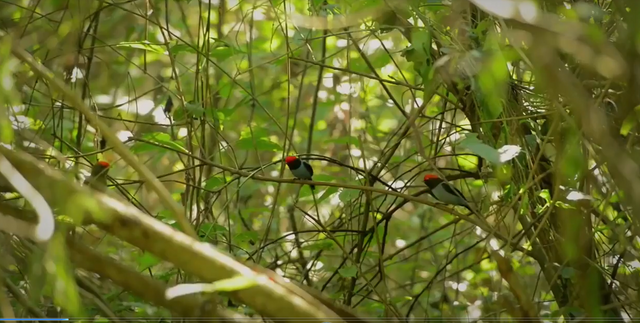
xmin=0 ymin=146 xmax=363 ymax=323
xmin=7 ymin=41 xmax=197 ymax=240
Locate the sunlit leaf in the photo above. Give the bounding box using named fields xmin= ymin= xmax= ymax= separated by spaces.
xmin=338 ymin=266 xmax=358 ymax=278
xmin=199 ymin=223 xmax=228 ymax=240
xmin=138 ymin=252 xmax=161 ymax=271
xmin=497 ymin=145 xmax=521 ymax=162
xmin=237 ymin=138 xmax=282 ymax=151
xmin=235 ymin=231 xmax=259 ymax=243
xmin=140 ymin=132 xmax=187 ymax=153
xmin=169 ymin=43 xmax=197 ymax=55
xmin=317 ymin=186 xmax=339 ymax=204
xmin=116 ymin=41 xmax=165 ymax=54
xmin=458 ymin=133 xmax=500 ymax=164
xmin=339 ymin=189 xmax=360 ymax=203
xmin=620 ymin=105 xmax=640 ymax=136
xmin=165 ymin=276 xmax=258 ymax=299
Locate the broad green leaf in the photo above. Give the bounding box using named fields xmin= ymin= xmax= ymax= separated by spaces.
xmin=620 ymin=114 xmax=637 ymax=136
xmin=169 ymin=43 xmax=197 ymax=55
xmin=458 ymin=133 xmax=500 ymax=164
xmin=140 ymin=132 xmax=187 ymax=153
xmin=237 ymin=138 xmax=282 ymax=151
xmin=138 ymin=252 xmax=161 ymax=271
xmin=185 ymin=101 xmax=205 ymax=118
xmin=298 ymin=184 xmax=316 ymax=198
xmin=477 ymin=45 xmax=508 ymax=120
xmin=200 ymin=223 xmax=229 ymax=234
xmin=204 ymin=176 xmax=225 ymax=190
xmin=456 ymin=154 xmax=479 ymax=170
xmin=165 ymin=276 xmax=257 ymax=299
xmin=620 ymin=105 xmax=640 ymax=136
xmin=235 ymin=231 xmax=259 ymax=243
xmin=210 ymin=47 xmax=246 ymax=61
xmin=208 ymin=275 xmax=258 ymax=292
xmin=317 ymin=187 xmax=339 ymax=204
xmin=239 ymin=127 xmax=271 ymax=139
xmin=116 ymin=41 xmax=165 ymax=54
xmin=338 ymin=266 xmax=358 ymax=278
xmin=411 ymin=28 xmax=431 ymax=58
xmin=339 ymin=189 xmax=361 ymax=203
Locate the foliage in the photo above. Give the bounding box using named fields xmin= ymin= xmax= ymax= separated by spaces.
xmin=0 ymin=0 xmax=639 ymax=321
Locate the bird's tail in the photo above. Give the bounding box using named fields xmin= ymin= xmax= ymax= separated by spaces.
xmin=309 ymin=184 xmax=315 ymax=190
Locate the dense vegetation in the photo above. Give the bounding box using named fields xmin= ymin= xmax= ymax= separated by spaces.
xmin=1 ymin=0 xmax=639 ymax=321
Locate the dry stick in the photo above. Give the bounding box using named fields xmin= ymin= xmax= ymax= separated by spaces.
xmin=9 ymin=44 xmax=197 ymax=239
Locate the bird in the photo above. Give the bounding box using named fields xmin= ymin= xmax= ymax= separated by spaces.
xmin=84 ymin=161 xmax=110 ymax=192
xmin=423 ymin=174 xmax=473 ymax=212
xmin=284 ymin=156 xmax=315 ymax=190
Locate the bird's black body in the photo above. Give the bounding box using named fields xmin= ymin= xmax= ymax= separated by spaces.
xmin=424 ymin=177 xmax=465 ymax=198
xmin=285 ymin=156 xmax=315 ymax=190
xmin=423 ymin=176 xmax=472 ymax=213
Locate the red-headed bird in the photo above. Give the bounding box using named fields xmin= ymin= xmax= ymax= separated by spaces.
xmin=285 ymin=156 xmax=315 ymax=190
xmin=84 ymin=161 xmax=110 ymax=192
xmin=423 ymin=174 xmax=472 ymax=212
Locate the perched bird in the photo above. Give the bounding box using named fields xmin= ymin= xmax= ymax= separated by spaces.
xmin=84 ymin=161 xmax=110 ymax=192
xmin=284 ymin=156 xmax=315 ymax=190
xmin=423 ymin=174 xmax=472 ymax=212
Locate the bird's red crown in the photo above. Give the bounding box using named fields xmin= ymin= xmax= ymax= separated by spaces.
xmin=284 ymin=156 xmax=298 ymax=164
xmin=97 ymin=161 xmax=110 ymax=168
xmin=423 ymin=174 xmax=439 ymax=181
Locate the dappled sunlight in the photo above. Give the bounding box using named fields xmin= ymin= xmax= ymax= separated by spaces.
xmin=2 ymin=0 xmax=637 ymax=320
xmin=116 ymin=130 xmax=133 ymax=142
xmin=116 ymin=97 xmax=156 ymax=115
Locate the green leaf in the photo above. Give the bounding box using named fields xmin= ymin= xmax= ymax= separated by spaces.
xmin=169 ymin=43 xmax=197 ymax=55
xmin=204 ymin=176 xmax=225 ymax=190
xmin=235 ymin=231 xmax=259 ymax=243
xmin=458 ymin=133 xmax=500 ymax=164
xmin=209 ymin=47 xmax=246 ymax=61
xmin=317 ymin=186 xmax=339 ymax=204
xmin=116 ymin=41 xmax=165 ymax=54
xmin=411 ymin=28 xmax=432 ymax=58
xmin=165 ymin=276 xmax=258 ymax=299
xmin=338 ymin=266 xmax=358 ymax=278
xmin=237 ymin=138 xmax=282 ymax=151
xmin=140 ymin=132 xmax=187 ymax=153
xmin=302 ymin=239 xmax=336 ymax=251
xmin=620 ymin=105 xmax=640 ymax=136
xmin=199 ymin=223 xmax=228 ymax=240
xmin=339 ymin=189 xmax=360 ymax=203
xmin=185 ymin=101 xmax=205 ymax=118
xmin=138 ymin=252 xmax=161 ymax=271
xmin=209 ymin=275 xmax=258 ymax=292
